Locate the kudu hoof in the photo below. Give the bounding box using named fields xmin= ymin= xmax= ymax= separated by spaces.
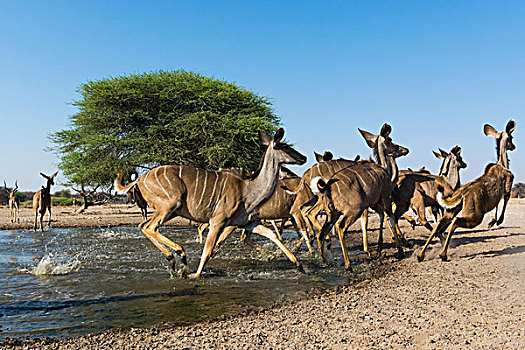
xmin=296 ymin=264 xmax=306 ymax=274
xmin=416 ymin=254 xmax=425 ymax=262
xmin=439 ymin=254 xmax=448 ymax=261
xmin=166 ymin=254 xmax=177 ymax=271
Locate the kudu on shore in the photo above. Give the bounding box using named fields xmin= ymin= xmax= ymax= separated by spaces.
xmin=417 ymin=120 xmax=515 ymax=261
xmin=400 ymin=146 xmax=467 ymax=230
xmin=114 ymin=129 xmax=307 ymax=278
xmin=4 ymin=181 xmax=20 ymax=223
xmin=32 ymin=172 xmax=58 ymax=231
xmin=311 ymin=123 xmax=409 ymax=271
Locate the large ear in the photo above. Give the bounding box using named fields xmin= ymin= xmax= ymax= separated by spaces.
xmin=451 ymin=145 xmax=461 ymax=156
xmin=314 ymin=152 xmax=324 ymax=162
xmin=358 ymin=129 xmax=377 ymax=149
xmin=506 ymin=119 xmax=516 ymax=135
xmin=323 ymin=151 xmax=333 ymax=161
xmin=439 ymin=148 xmax=449 ymax=158
xmin=484 ymin=124 xmax=499 ymax=138
xmin=353 ymin=154 xmax=361 ymax=162
xmin=273 ymin=128 xmax=285 ymax=143
xmin=259 ymin=131 xmax=272 ymax=146
xmin=51 ymin=171 xmax=59 ymax=178
xmin=380 ymin=123 xmax=392 ymax=137
xmin=433 ymin=150 xmax=443 ymax=159
xmin=40 ymin=172 xmax=50 ymax=180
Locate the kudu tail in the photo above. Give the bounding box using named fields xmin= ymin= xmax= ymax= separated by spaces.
xmin=114 ymin=172 xmax=139 ymax=195
xmin=436 ymin=184 xmax=463 ymax=210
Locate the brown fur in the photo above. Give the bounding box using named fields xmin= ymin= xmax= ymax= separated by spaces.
xmin=32 ymin=172 xmax=58 ymax=231
xmin=417 ymin=120 xmax=515 ymax=261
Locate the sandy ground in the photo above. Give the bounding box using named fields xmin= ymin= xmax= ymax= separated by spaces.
xmin=1 ymin=200 xmax=524 ymax=349
xmin=0 ymin=204 xmax=192 ymax=230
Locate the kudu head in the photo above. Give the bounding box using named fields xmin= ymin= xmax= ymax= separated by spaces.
xmin=258 ymin=128 xmax=307 ymax=166
xmin=40 ymin=172 xmax=59 ymax=189
xmin=484 ymin=119 xmax=516 ymax=169
xmin=433 ymin=145 xmax=467 ymax=190
xmin=3 ymin=181 xmax=18 ymax=197
xmin=358 ymin=123 xmax=409 ymax=183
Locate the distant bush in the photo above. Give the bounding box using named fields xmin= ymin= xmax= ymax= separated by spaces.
xmin=52 ymin=197 xmax=84 ymax=206
xmin=511 ymin=183 xmax=525 ymax=198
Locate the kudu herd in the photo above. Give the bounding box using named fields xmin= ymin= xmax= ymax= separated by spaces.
xmin=110 ymin=120 xmax=516 ymax=278
xmin=2 ymin=120 xmax=516 ymax=279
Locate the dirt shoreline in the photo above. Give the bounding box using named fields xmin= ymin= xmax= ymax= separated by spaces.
xmin=1 ymin=200 xmax=524 ymax=349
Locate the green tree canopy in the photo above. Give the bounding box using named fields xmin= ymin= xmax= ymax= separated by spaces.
xmin=50 ymin=70 xmax=281 ymax=189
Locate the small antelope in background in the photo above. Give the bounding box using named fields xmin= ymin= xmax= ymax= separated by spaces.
xmin=417 ymin=120 xmax=515 ymax=262
xmin=4 ymin=181 xmax=20 ymax=223
xmin=116 ymin=173 xmax=149 ymax=220
xmin=115 ymin=129 xmax=307 ymax=279
xmin=33 ymin=172 xmax=58 ymax=231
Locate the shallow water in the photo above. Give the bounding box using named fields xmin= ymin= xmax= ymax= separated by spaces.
xmin=0 ymin=226 xmax=360 ymax=340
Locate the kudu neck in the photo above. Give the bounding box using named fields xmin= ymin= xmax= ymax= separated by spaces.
xmin=497 ymin=146 xmax=509 ymax=169
xmin=445 ymin=168 xmax=461 ymax=191
xmin=243 ymin=146 xmax=280 ymax=213
xmin=377 ymin=144 xmax=399 ymax=184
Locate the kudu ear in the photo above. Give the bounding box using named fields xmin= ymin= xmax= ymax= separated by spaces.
xmin=323 ymin=151 xmax=333 ymax=161
xmin=439 ymin=148 xmax=449 ymax=158
xmin=259 ymin=131 xmax=272 ymax=146
xmin=51 ymin=171 xmax=59 ymax=178
xmin=273 ymin=128 xmax=285 ymax=143
xmin=506 ymin=119 xmax=516 ymax=135
xmin=380 ymin=123 xmax=392 ymax=137
xmin=484 ymin=124 xmax=499 ymax=138
xmin=314 ymin=152 xmax=324 ymax=163
xmin=358 ymin=129 xmax=377 ymax=149
xmin=40 ymin=172 xmax=50 ymax=180
xmin=451 ymin=145 xmax=461 ymax=156
xmin=353 ymin=154 xmax=360 ymax=162
xmin=433 ymin=150 xmax=443 ymax=159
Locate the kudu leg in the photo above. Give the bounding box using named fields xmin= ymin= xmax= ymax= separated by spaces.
xmin=191 ymin=220 xmax=227 ymax=279
xmin=139 ymin=213 xmax=188 ymax=276
xmin=360 ymin=209 xmax=371 ymax=257
xmin=336 ymin=212 xmax=361 ymax=271
xmin=247 ymin=223 xmax=305 ymax=273
xmin=417 ymin=213 xmax=454 ymax=261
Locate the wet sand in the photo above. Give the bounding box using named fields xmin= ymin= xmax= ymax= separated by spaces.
xmin=1 ymin=200 xmax=524 ymax=349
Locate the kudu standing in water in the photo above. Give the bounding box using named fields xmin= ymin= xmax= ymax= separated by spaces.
xmin=311 ymin=124 xmax=409 ymax=270
xmin=4 ymin=181 xmax=20 ymax=223
xmin=114 ymin=129 xmax=307 ymax=278
xmin=417 ymin=120 xmax=515 ymax=261
xmin=33 ymin=172 xmax=58 ymax=231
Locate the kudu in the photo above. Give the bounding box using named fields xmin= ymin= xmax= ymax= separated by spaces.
xmin=286 ymin=152 xmax=364 ymax=255
xmin=312 ymin=124 xmax=409 ymax=271
xmin=401 ymin=146 xmax=467 ymax=229
xmin=114 ymin=129 xmax=307 ymax=278
xmin=417 ymin=120 xmax=515 ymax=261
xmin=33 ymin=172 xmax=58 ymax=231
xmin=4 ymin=181 xmax=20 ymax=223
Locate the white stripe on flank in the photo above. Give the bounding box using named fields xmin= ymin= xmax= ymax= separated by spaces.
xmin=143 ymin=171 xmax=151 ymax=193
xmin=207 ymin=172 xmax=219 ymax=209
xmin=350 ymin=167 xmax=369 ymax=192
xmin=163 ymin=166 xmax=173 ymax=190
xmin=197 ymin=170 xmax=208 ymax=208
xmin=179 ymin=166 xmax=182 ymax=179
xmin=193 ymin=169 xmax=200 ymax=204
xmin=155 ymin=167 xmax=171 ymax=199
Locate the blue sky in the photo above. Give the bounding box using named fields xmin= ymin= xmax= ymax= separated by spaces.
xmin=0 ymin=1 xmax=523 ymax=191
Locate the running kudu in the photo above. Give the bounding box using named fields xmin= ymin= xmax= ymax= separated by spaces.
xmin=114 ymin=129 xmax=307 ymax=278
xmin=4 ymin=181 xmax=20 ymax=223
xmin=33 ymin=172 xmax=58 ymax=231
xmin=311 ymin=123 xmax=409 ymax=270
xmin=417 ymin=120 xmax=515 ymax=261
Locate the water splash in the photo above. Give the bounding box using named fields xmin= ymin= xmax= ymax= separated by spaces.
xmin=32 ymin=253 xmax=82 ymax=276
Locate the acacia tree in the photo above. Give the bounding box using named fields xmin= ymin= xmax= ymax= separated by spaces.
xmin=50 ymin=70 xmax=281 ymax=190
